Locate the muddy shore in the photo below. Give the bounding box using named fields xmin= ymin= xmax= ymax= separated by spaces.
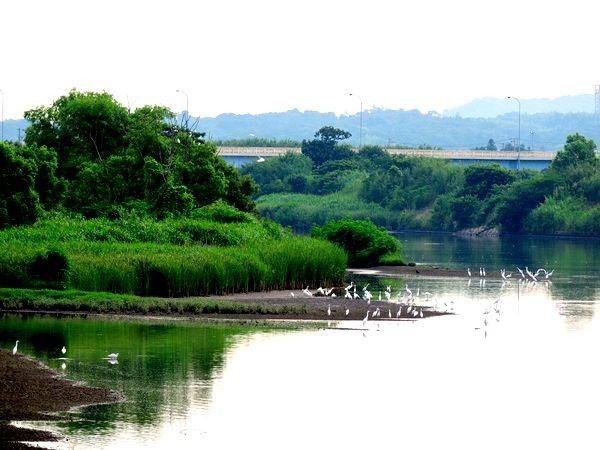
xmin=0 ymin=349 xmax=123 ymax=449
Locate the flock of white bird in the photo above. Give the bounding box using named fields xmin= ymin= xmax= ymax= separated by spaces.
xmin=293 ymin=280 xmax=452 ymax=327
xmin=292 ymin=264 xmax=555 ymax=330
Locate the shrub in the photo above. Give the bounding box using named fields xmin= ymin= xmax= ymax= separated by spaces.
xmin=29 ymin=249 xmax=69 ymax=289
xmin=311 ymin=219 xmax=403 ymax=267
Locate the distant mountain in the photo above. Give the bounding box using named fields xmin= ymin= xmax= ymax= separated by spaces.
xmin=194 ymin=108 xmax=600 ymax=150
xmin=444 ymin=94 xmax=595 ymax=118
xmin=3 ymin=108 xmax=600 ymax=152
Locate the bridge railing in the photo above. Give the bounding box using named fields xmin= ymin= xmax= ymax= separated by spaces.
xmin=217 ymin=146 xmax=561 ymax=161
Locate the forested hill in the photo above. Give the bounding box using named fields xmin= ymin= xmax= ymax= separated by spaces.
xmin=4 ymin=109 xmax=600 ymax=150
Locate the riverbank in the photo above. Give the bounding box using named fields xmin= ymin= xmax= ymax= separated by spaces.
xmin=0 ymin=263 xmax=465 ymax=321
xmin=0 ymin=349 xmax=123 ymax=449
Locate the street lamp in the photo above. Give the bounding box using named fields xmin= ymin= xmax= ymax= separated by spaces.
xmin=507 ymin=96 xmax=521 ymax=169
xmin=348 ymin=93 xmax=363 ymax=148
xmin=176 ymin=89 xmax=189 ymax=130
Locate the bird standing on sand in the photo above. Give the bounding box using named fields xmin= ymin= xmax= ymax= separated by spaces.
xmin=362 ymin=310 xmax=370 ymax=327
xmin=12 ymin=340 xmax=19 ymax=355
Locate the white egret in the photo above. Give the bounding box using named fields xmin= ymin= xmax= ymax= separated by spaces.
xmin=362 ymin=310 xmax=370 ymax=327
xmin=467 ymin=267 xmax=471 ymax=277
xmin=327 ymin=304 xmax=331 ymax=317
xmin=482 ymin=267 xmax=486 ymax=277
xmin=12 ymin=340 xmax=19 ymax=355
xmin=396 ymin=307 xmax=402 ymax=318
xmin=61 ymin=346 xmax=66 ymax=355
xmin=256 ymin=156 xmax=265 ymax=163
xmin=290 ymin=292 xmax=295 ymax=297
xmin=316 ymin=287 xmax=326 ymax=296
xmin=345 ymin=307 xmax=350 ymax=317
xmin=419 ymin=308 xmax=424 ymax=318
xmin=388 ymin=309 xmax=392 ymax=318
xmin=108 ymin=353 xmax=119 ymax=359
xmin=302 ymin=286 xmax=313 ymax=297
xmin=479 ymin=267 xmax=483 ymax=277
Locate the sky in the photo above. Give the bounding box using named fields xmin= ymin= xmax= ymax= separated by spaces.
xmin=1 ymin=0 xmax=599 ymax=119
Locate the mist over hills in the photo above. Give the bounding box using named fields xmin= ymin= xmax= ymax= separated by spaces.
xmin=444 ymin=94 xmax=595 ymax=118
xmin=3 ymin=95 xmax=600 ymax=150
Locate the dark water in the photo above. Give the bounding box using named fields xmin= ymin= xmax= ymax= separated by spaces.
xmin=2 ymin=233 xmax=600 ymax=449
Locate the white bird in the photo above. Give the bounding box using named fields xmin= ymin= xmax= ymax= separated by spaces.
xmin=545 ymin=269 xmax=554 ymax=279
xmin=482 ymin=267 xmax=486 ymax=277
xmin=108 ymin=353 xmax=119 ymax=359
xmin=363 ymin=310 xmax=370 ymax=327
xmin=12 ymin=340 xmax=19 ymax=355
xmin=345 ymin=307 xmax=350 ymax=316
xmin=61 ymin=346 xmax=66 ymax=355
xmin=256 ymin=156 xmax=265 ymax=162
xmin=419 ymin=308 xmax=424 ymax=318
xmin=405 ymin=284 xmax=412 ymax=297
xmin=479 ymin=267 xmax=483 ymax=277
xmin=388 ymin=309 xmax=392 ymax=318
xmin=302 ymin=286 xmax=313 ymax=297
xmin=327 ymin=304 xmax=331 ymax=317
xmin=516 ymin=267 xmax=525 ymax=279
xmin=396 ymin=307 xmax=402 ymax=318
xmin=467 ymin=267 xmax=471 ymax=277
xmin=290 ymin=292 xmax=295 ymax=297
xmin=316 ymin=286 xmax=326 ymax=296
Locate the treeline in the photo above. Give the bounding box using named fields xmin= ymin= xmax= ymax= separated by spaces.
xmin=1 ymin=90 xmax=257 ymax=229
xmin=242 ymin=128 xmax=600 ymax=236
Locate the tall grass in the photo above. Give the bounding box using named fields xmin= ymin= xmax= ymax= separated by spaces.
xmin=0 ymin=219 xmax=347 ymax=297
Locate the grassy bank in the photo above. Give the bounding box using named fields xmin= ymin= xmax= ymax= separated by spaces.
xmin=0 ymin=218 xmax=347 ymax=297
xmin=0 ymin=288 xmax=308 ymax=316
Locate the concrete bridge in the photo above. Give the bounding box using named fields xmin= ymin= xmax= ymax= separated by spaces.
xmin=218 ymin=146 xmax=559 ymax=170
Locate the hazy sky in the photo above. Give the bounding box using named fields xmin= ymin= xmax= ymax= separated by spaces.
xmin=1 ymin=0 xmax=598 ymax=119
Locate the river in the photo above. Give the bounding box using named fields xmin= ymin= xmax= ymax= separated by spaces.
xmin=2 ymin=233 xmax=600 ymax=449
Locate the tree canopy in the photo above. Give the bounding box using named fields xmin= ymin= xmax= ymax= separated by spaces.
xmin=0 ymin=90 xmax=257 ymax=227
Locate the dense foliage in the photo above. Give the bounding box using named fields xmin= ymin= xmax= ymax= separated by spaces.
xmin=244 ymin=130 xmax=600 ymax=236
xmin=0 ymin=216 xmax=347 ymax=296
xmin=312 ymin=219 xmax=404 ymax=267
xmin=0 ymin=90 xmax=258 ymax=228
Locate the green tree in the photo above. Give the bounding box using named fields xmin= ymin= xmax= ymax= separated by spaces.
xmin=25 ymin=90 xmax=129 ymax=179
xmin=462 ymin=164 xmax=516 ymax=200
xmin=301 ymin=126 xmax=353 ymax=167
xmin=551 ymin=133 xmax=598 ymax=174
xmin=311 ymin=218 xmax=402 ymax=267
xmin=0 ymin=142 xmax=40 ymax=228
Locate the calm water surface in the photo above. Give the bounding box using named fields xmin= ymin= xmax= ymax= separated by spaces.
xmin=2 ymin=233 xmax=600 ymax=449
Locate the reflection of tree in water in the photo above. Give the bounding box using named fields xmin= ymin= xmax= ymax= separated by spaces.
xmin=0 ymin=315 xmax=259 ymax=432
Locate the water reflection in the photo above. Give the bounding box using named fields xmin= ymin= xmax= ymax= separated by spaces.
xmin=2 ymin=234 xmax=600 ymax=448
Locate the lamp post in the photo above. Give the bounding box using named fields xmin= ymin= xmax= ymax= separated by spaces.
xmin=176 ymin=89 xmax=189 ymax=130
xmin=507 ymin=96 xmax=521 ymax=169
xmin=348 ymin=93 xmax=363 ymax=148
xmin=530 ymin=131 xmax=535 ymax=150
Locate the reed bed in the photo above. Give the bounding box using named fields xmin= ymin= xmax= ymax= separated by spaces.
xmin=0 ymin=219 xmax=347 ymax=297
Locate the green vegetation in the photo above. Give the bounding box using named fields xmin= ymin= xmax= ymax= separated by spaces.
xmin=0 ymin=90 xmax=258 ymax=227
xmin=0 ymin=217 xmax=347 ymax=297
xmin=0 ymin=288 xmax=307 ymax=316
xmin=0 ymin=92 xmax=349 ymax=304
xmin=312 ymin=219 xmax=405 ymax=267
xmin=243 ymin=129 xmax=600 ymax=236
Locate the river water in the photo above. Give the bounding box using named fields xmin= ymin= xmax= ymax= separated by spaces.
xmin=2 ymin=233 xmax=600 ymax=449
